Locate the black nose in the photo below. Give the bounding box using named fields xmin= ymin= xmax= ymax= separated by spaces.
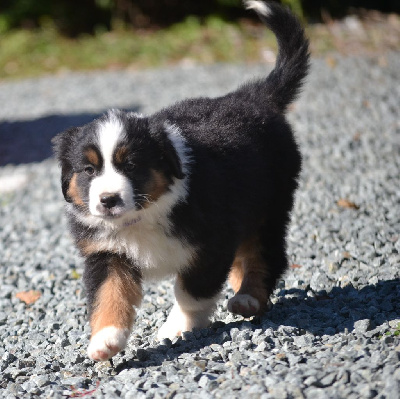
xmin=100 ymin=193 xmax=121 ymax=209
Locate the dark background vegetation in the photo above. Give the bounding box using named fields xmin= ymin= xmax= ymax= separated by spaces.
xmin=1 ymin=0 xmax=399 ymax=36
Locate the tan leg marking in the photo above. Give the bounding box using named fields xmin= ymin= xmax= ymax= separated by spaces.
xmin=88 ymin=257 xmax=142 ymax=361
xmin=77 ymin=239 xmax=109 ymax=257
xmin=229 ymin=257 xmax=244 ymax=293
xmin=228 ymin=235 xmax=270 ymax=317
xmin=90 ymin=258 xmax=142 ymax=335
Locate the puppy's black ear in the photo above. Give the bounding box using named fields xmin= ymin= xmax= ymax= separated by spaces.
xmin=164 ymin=123 xmax=187 ymax=179
xmin=150 ymin=121 xmax=187 ymax=179
xmin=52 ymin=127 xmax=80 ymax=203
xmin=163 ymin=137 xmax=185 ymax=180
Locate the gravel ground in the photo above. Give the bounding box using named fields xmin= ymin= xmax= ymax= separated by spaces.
xmin=0 ymin=52 xmax=399 ymax=398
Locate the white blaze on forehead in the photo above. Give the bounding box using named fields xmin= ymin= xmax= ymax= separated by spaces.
xmin=88 ymin=115 xmax=135 ymax=216
xmin=98 ymin=115 xmax=125 ymax=166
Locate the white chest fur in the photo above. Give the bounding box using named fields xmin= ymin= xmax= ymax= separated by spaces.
xmin=106 ymin=220 xmax=196 ymax=280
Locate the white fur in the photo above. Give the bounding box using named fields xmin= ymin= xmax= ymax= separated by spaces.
xmin=227 ymin=293 xmax=260 ymax=315
xmin=87 ymin=326 xmax=130 ymax=361
xmin=127 ymin=111 xmax=144 ymax=118
xmin=158 ymin=279 xmax=218 ymax=340
xmin=95 ymin=218 xmax=197 ymax=280
xmin=69 ymin=121 xmax=195 ymax=280
xmin=88 ymin=114 xmax=135 ymax=217
xmin=107 ymin=123 xmax=195 ymax=279
xmin=244 ymin=0 xmax=271 ymax=16
xmin=164 ymin=122 xmax=192 ymax=176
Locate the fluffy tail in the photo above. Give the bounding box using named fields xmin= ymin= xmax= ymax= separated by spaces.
xmin=243 ymin=0 xmax=310 ymax=112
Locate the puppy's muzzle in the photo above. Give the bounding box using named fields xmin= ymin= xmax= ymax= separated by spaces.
xmin=100 ymin=192 xmax=123 ymax=209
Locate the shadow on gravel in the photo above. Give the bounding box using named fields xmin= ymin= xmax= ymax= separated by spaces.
xmin=0 ymin=108 xmax=140 ymax=167
xmin=267 ymin=278 xmax=400 ymax=335
xmin=114 ymin=279 xmax=399 ymax=373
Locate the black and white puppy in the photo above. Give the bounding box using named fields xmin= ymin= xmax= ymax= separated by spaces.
xmin=53 ymin=0 xmax=309 ymax=361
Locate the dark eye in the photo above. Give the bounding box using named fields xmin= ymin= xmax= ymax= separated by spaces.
xmin=124 ymin=162 xmax=135 ymax=172
xmin=84 ymin=166 xmax=95 ymax=176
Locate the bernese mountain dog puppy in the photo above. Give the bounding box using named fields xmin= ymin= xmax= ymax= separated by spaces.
xmin=53 ymin=0 xmax=309 ymax=361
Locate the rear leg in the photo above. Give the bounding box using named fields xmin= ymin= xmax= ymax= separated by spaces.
xmin=229 ymin=125 xmax=300 ymax=318
xmin=157 ymin=252 xmax=230 ymax=341
xmin=228 ymin=235 xmax=271 ymax=317
xmin=228 ymin=218 xmax=290 ymax=317
xmin=157 ymin=276 xmax=219 ymax=340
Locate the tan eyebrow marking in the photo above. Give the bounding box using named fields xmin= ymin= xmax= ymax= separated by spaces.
xmin=85 ymin=148 xmax=100 ymax=167
xmin=115 ymin=146 xmax=129 ymax=164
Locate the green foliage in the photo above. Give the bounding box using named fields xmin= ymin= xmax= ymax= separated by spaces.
xmin=216 ymin=0 xmax=241 ymax=6
xmin=0 ymin=14 xmax=279 ymax=80
xmin=0 ymin=0 xmax=110 ymax=36
xmin=70 ymin=269 xmax=81 ymax=280
xmin=0 ymin=193 xmax=14 ymax=207
xmin=0 ymin=0 xmax=399 ymax=80
xmin=0 ymin=0 xmax=51 ymax=32
xmin=281 ymin=0 xmax=304 ymax=20
xmin=1 ymin=0 xmax=399 ymax=36
xmin=394 ymin=323 xmax=400 ymax=336
xmin=95 ymin=0 xmax=113 ymax=8
xmin=380 ymin=323 xmax=400 ymax=339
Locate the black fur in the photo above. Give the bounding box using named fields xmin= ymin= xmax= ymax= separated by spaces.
xmin=239 ymin=1 xmax=310 ymax=113
xmin=53 ymin=1 xmax=309 ymax=341
xmin=52 ymin=127 xmax=81 ymax=202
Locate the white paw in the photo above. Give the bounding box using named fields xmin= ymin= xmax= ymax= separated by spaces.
xmin=228 ymin=294 xmax=260 ymax=318
xmin=157 ymin=302 xmax=210 ymax=341
xmin=157 ymin=303 xmax=185 ymax=341
xmin=157 ymin=320 xmax=182 ymax=341
xmin=87 ymin=326 xmax=130 ymax=361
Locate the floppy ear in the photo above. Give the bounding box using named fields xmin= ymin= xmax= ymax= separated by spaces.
xmin=163 ymin=123 xmax=187 ymax=180
xmin=52 ymin=127 xmax=80 ymax=203
xmin=163 ymin=138 xmax=185 ymax=180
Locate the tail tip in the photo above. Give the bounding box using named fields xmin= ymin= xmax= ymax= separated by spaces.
xmin=244 ymin=0 xmax=271 ymax=17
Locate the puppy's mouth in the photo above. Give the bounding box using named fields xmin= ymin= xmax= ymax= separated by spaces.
xmin=94 ymin=205 xmax=141 ymax=226
xmin=98 ymin=207 xmax=132 ymax=219
xmin=96 ymin=209 xmax=142 ymax=228
xmin=94 ymin=204 xmax=127 ymax=219
xmin=99 ymin=209 xmax=124 ymax=219
xmin=90 ymin=195 xmax=140 ymax=223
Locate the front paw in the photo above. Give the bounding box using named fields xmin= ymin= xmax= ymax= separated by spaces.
xmin=87 ymin=326 xmax=130 ymax=361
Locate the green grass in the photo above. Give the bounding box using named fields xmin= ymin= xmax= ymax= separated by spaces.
xmin=0 ymin=193 xmax=14 ymax=207
xmin=1 ymin=13 xmax=399 ymax=81
xmin=379 ymin=323 xmax=400 ymax=339
xmin=0 ymin=17 xmax=277 ymax=80
xmin=388 ymin=323 xmax=400 ymax=337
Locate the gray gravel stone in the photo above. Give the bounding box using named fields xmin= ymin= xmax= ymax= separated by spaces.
xmin=353 ymin=319 xmax=372 ymax=334
xmin=1 ymin=52 xmax=400 ymax=398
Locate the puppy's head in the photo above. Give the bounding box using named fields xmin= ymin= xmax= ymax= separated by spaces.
xmin=53 ymin=110 xmax=186 ymax=224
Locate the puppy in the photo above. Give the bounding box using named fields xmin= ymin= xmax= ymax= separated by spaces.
xmin=53 ymin=0 xmax=309 ymax=361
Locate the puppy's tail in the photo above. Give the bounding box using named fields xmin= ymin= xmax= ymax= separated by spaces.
xmin=242 ymin=0 xmax=310 ymax=113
